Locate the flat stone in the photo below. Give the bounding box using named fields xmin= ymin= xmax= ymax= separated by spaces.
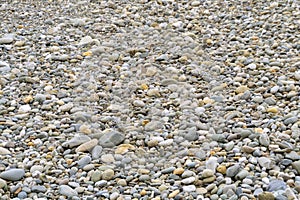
xmin=0 ymin=169 xmax=25 ymax=181
xmin=267 ymin=180 xmax=287 ymax=192
xmin=59 ymin=185 xmax=78 ymax=197
xmin=62 ymin=135 xmax=91 ymax=148
xmin=99 ymin=130 xmax=125 ymax=148
xmin=77 ymin=155 xmax=91 ymax=168
xmin=226 ymin=164 xmax=240 ymax=177
xmin=91 ymin=145 xmax=103 ymax=159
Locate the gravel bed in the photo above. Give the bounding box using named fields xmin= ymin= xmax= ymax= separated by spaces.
xmin=0 ymin=0 xmax=300 ymax=199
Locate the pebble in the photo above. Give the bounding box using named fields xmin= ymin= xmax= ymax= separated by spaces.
xmin=226 ymin=164 xmax=240 ymax=177
xmin=0 ymin=169 xmax=25 ymax=181
xmin=182 ymin=185 xmax=196 ymax=192
xmin=0 ymin=147 xmax=11 ymax=155
xmin=99 ymin=130 xmax=125 ymax=148
xmin=102 ymin=169 xmax=115 ymax=180
xmin=91 ymin=145 xmax=103 ymax=159
xmin=77 ymin=155 xmax=91 ymax=168
xmin=75 ymin=139 xmax=98 ymax=152
xmin=258 ymin=192 xmax=275 ymax=200
xmin=292 ymin=161 xmax=300 ymax=174
xmin=0 ymin=178 xmax=7 ymax=189
xmin=267 ymin=180 xmax=287 ymax=192
xmin=101 ymin=154 xmax=115 ymax=163
xmin=59 ymin=185 xmax=78 ymax=197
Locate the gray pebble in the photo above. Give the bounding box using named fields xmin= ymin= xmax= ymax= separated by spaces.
xmin=91 ymin=145 xmax=103 ymax=159
xmin=99 ymin=131 xmax=125 ymax=148
xmin=0 ymin=169 xmax=25 ymax=181
xmin=267 ymin=179 xmax=287 ymax=192
xmin=77 ymin=155 xmax=91 ymax=168
xmin=226 ymin=164 xmax=240 ymax=177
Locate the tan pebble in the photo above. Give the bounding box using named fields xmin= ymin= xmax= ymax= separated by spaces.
xmin=23 ymin=95 xmax=33 ymax=103
xmin=235 ymin=85 xmax=249 ymax=94
xmin=254 ymin=128 xmax=263 ymax=134
xmin=56 ymin=100 xmax=64 ymax=105
xmin=267 ymin=107 xmax=278 ymax=113
xmin=147 ymin=89 xmax=160 ymax=97
xmin=138 ymin=169 xmax=150 ymax=174
xmin=79 ymin=124 xmax=92 ymax=134
xmin=173 ymin=168 xmax=184 ymax=175
xmin=117 ymin=179 xmax=127 ymax=186
xmin=196 ymin=187 xmax=207 ymax=195
xmin=168 ymin=190 xmax=180 ymax=198
xmin=179 ymin=56 xmax=188 ymax=63
xmin=115 ymin=144 xmax=135 ymax=154
xmin=75 ymin=139 xmax=98 ymax=152
xmin=140 ymin=189 xmax=147 ymax=196
xmin=158 ymin=184 xmax=168 ymax=191
xmin=206 ymin=38 xmax=213 ymax=45
xmin=14 ymin=41 xmax=25 ymax=47
xmin=216 ymin=165 xmax=226 ymax=174
xmin=147 ymin=139 xmax=158 ymax=147
xmin=66 ymin=159 xmax=73 ymax=165
xmin=242 ymin=146 xmax=255 ymax=154
xmin=145 ymin=67 xmax=157 ymax=76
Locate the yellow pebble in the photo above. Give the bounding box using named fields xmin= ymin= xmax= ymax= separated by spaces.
xmin=82 ymin=51 xmax=92 ymax=56
xmin=140 ymin=83 xmax=149 ymax=90
xmin=267 ymin=107 xmax=278 ymax=113
xmin=45 ymin=154 xmax=52 ymax=159
xmin=27 ymin=141 xmax=34 ymax=146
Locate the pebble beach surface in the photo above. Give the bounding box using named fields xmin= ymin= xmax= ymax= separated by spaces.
xmin=0 ymin=0 xmax=300 ymax=199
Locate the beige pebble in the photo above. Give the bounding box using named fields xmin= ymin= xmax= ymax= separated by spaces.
xmin=79 ymin=124 xmax=92 ymax=134
xmin=115 ymin=144 xmax=135 ymax=154
xmin=235 ymin=85 xmax=249 ymax=94
xmin=75 ymin=139 xmax=98 ymax=153
xmin=0 ymin=147 xmax=11 ymax=155
xmin=168 ymin=190 xmax=180 ymax=198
